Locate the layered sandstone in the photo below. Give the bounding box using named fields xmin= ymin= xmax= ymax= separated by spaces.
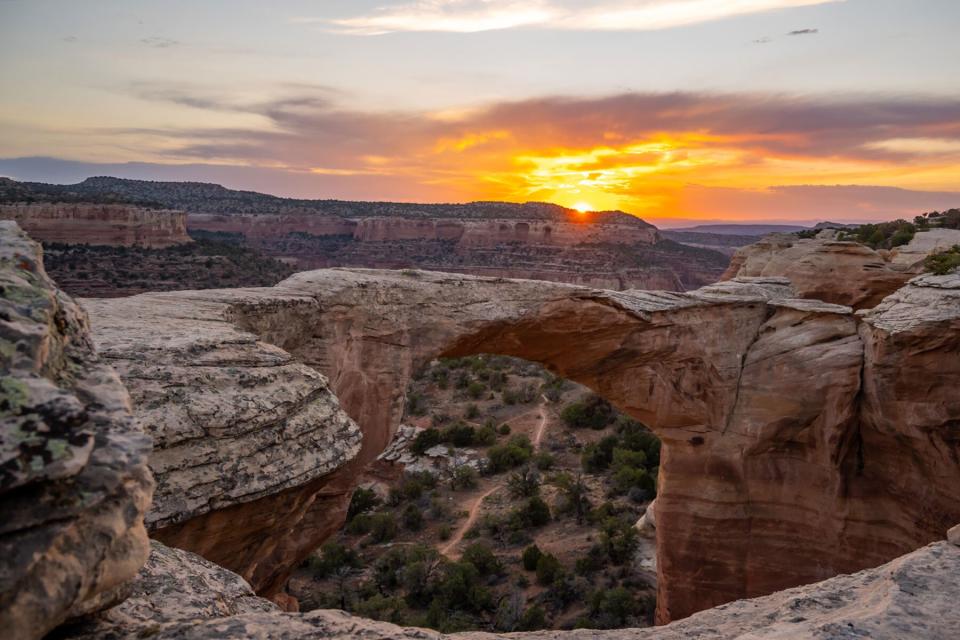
xmin=721 ymin=233 xmax=910 ymax=308
xmin=82 ymin=266 xmax=960 ymax=624
xmin=0 ymin=203 xmax=190 ymax=247
xmin=0 ymin=222 xmax=153 ymax=640
xmin=63 ymin=538 xmax=960 ymax=640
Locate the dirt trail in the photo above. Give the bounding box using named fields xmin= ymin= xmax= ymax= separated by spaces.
xmin=440 ymin=397 xmax=555 ymax=559
xmin=532 ymin=395 xmax=552 ymax=451
xmin=440 ymin=484 xmax=498 ymax=558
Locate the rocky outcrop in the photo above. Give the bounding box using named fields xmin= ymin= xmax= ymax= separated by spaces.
xmin=82 ymin=289 xmax=362 ymax=602
xmin=62 ymin=538 xmax=960 ymax=640
xmin=721 ymin=233 xmax=909 ymax=308
xmin=0 ymin=222 xmax=153 ymax=640
xmin=0 ymin=203 xmax=190 ymax=248
xmin=82 ymin=267 xmax=960 ymax=624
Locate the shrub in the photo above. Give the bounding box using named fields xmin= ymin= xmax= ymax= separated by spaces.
xmin=498 ymin=423 xmax=512 ymax=435
xmin=535 ymin=553 xmax=563 ymax=585
xmin=411 ymin=428 xmax=444 ymax=455
xmin=464 ymin=403 xmax=480 ymax=419
xmin=533 ymin=451 xmax=555 ymax=470
xmin=462 ymin=542 xmax=502 ymax=577
xmin=487 ymin=435 xmax=533 ymax=473
xmin=305 ymin=542 xmax=361 ymax=578
xmin=438 ymin=524 xmax=452 ymax=540
xmin=368 ymin=513 xmax=399 ymax=542
xmin=347 ymin=486 xmax=380 ymax=522
xmin=445 ymin=422 xmax=477 ymax=447
xmin=406 ymin=391 xmax=428 ymax=416
xmin=451 ymin=465 xmax=478 ymax=490
xmin=402 ymin=504 xmax=424 ymax=531
xmin=521 ymin=544 xmax=543 ymax=571
xmin=507 ymin=466 xmax=541 ymax=498
xmin=518 ymin=606 xmax=547 ymax=631
xmin=599 ymin=517 xmax=639 ymax=565
xmin=561 ymin=394 xmax=616 ymax=430
xmin=584 ymin=587 xmax=639 ymax=629
xmin=581 ymin=435 xmax=619 ymax=472
xmin=925 ymin=245 xmax=960 ymax=275
xmin=475 ymin=425 xmax=497 ymax=446
xmin=467 ymin=381 xmax=486 ymax=399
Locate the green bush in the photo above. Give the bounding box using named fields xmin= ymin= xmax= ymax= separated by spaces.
xmin=462 ymin=542 xmax=502 ymax=577
xmin=464 ymin=403 xmax=480 ymax=419
xmin=487 ymin=435 xmax=533 ymax=473
xmin=451 ymin=465 xmax=479 ymax=490
xmin=925 ymin=245 xmax=960 ymax=275
xmin=510 ymin=495 xmax=550 ymax=528
xmin=402 ymin=504 xmax=424 ymax=531
xmin=521 ymin=544 xmax=542 ymax=571
xmin=518 ymin=605 xmax=547 ymax=631
xmin=305 ymin=542 xmax=361 ymax=578
xmin=347 ymin=486 xmax=381 ymax=522
xmin=467 ymin=381 xmax=486 ymax=399
xmin=445 ymin=422 xmax=477 ymax=447
xmin=368 ymin=513 xmax=399 ymax=542
xmin=533 ymin=451 xmax=555 ymax=470
xmin=535 ymin=553 xmax=563 ymax=585
xmin=507 ymin=466 xmax=541 ymax=498
xmin=411 ymin=428 xmax=444 ymax=455
xmin=581 ymin=435 xmax=619 ymax=472
xmin=406 ymin=391 xmax=428 ymax=416
xmin=475 ymin=425 xmax=497 ymax=446
xmin=497 ymin=423 xmax=512 ymax=435
xmin=561 ymin=394 xmax=616 ymax=430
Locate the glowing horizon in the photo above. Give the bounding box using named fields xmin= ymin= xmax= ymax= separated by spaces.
xmin=2 ymin=0 xmax=959 ymax=224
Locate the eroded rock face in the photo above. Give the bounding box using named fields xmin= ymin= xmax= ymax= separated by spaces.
xmin=722 ymin=234 xmax=910 ymax=308
xmin=0 ymin=203 xmax=190 ymax=248
xmin=0 ymin=222 xmax=153 ymax=640
xmin=83 ymin=268 xmax=960 ymax=624
xmin=62 ymin=538 xmax=960 ymax=640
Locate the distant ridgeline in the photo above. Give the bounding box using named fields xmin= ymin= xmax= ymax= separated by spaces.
xmin=0 ymin=176 xmax=651 ymax=224
xmin=0 ymin=176 xmax=731 ymax=293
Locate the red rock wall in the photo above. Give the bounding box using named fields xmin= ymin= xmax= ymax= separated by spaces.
xmin=0 ymin=203 xmax=190 ymax=248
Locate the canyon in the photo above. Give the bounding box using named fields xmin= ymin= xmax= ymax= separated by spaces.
xmin=1 ymin=178 xmax=730 ymax=291
xmin=2 ymin=220 xmax=959 ymax=639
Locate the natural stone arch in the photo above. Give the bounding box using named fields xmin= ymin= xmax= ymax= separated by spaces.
xmin=83 ymin=268 xmax=960 ymax=623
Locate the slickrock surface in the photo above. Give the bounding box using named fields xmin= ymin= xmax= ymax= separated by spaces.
xmin=0 ymin=222 xmax=153 ymax=640
xmin=83 ymin=266 xmax=960 ymax=623
xmin=722 ymin=234 xmax=911 ymax=308
xmin=61 ymin=539 xmax=960 ymax=640
xmin=0 ymin=203 xmax=190 ymax=248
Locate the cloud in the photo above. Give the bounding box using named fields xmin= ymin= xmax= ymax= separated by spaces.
xmin=310 ymin=0 xmax=843 ymax=35
xmin=140 ymin=36 xmax=179 ymax=48
xmin=787 ymin=27 xmax=819 ymax=35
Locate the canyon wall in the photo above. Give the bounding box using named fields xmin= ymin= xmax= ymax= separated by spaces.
xmin=82 ymin=266 xmax=960 ymax=624
xmin=0 ymin=203 xmax=191 ymax=248
xmin=186 ymin=212 xmax=724 ymax=291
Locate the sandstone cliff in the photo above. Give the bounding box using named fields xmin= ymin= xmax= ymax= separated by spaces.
xmin=62 ymin=538 xmax=960 ymax=640
xmin=82 ymin=265 xmax=960 ymax=624
xmin=0 ymin=203 xmax=190 ymax=248
xmin=0 ymin=222 xmax=154 ymax=640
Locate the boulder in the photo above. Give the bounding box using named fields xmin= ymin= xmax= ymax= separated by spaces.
xmin=0 ymin=222 xmax=153 ymax=639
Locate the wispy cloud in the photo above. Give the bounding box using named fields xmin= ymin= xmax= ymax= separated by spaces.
xmin=106 ymin=85 xmax=960 ymax=214
xmin=306 ymin=0 xmax=843 ymax=35
xmin=140 ymin=36 xmax=180 ymax=48
xmin=787 ymin=27 xmax=819 ymax=35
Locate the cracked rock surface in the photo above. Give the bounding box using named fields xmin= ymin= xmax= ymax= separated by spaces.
xmin=0 ymin=221 xmax=154 ymax=640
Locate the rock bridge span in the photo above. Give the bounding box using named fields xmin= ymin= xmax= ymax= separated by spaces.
xmin=82 ymin=267 xmax=960 ymax=624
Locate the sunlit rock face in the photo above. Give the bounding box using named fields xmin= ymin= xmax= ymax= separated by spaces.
xmin=0 ymin=203 xmax=190 ymax=248
xmin=722 ymin=234 xmax=911 ymax=309
xmin=0 ymin=222 xmax=153 ymax=640
xmin=83 ymin=267 xmax=960 ymax=623
xmin=61 ymin=538 xmax=960 ymax=640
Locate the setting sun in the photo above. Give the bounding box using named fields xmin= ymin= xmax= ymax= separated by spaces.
xmin=572 ymin=202 xmax=593 ymax=213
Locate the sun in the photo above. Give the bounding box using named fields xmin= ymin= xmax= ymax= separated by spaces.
xmin=572 ymin=202 xmax=593 ymax=213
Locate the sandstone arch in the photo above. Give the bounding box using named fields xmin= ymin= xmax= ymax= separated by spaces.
xmin=82 ymin=268 xmax=960 ymax=623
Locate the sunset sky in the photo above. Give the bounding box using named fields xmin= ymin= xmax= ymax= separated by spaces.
xmin=1 ymin=0 xmax=959 ymax=225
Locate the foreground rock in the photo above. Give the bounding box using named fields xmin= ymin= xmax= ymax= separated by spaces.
xmin=0 ymin=222 xmax=153 ymax=639
xmin=62 ymin=539 xmax=960 ymax=640
xmin=83 ymin=266 xmax=960 ymax=623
